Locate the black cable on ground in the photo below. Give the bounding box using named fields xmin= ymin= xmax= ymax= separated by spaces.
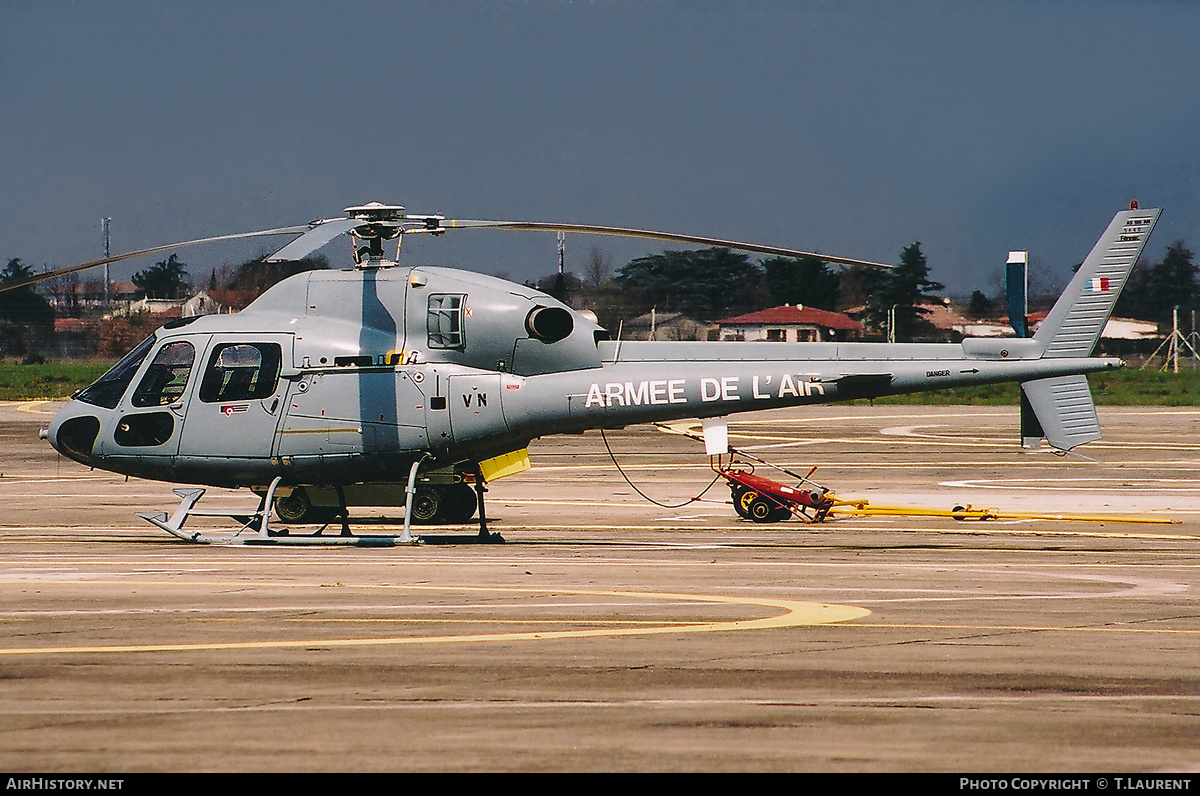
xmin=599 ymin=427 xmax=723 ymax=509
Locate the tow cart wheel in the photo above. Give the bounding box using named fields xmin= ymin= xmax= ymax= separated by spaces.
xmin=952 ymin=505 xmax=968 ymax=521
xmin=734 ymin=489 xmax=756 ymax=519
xmin=411 ymin=486 xmax=442 ymax=524
xmin=747 ymin=496 xmax=782 ymax=523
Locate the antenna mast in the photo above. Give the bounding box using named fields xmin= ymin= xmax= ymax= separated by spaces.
xmin=553 ymin=230 xmax=566 ymax=301
xmin=102 ymin=217 xmax=111 ymax=306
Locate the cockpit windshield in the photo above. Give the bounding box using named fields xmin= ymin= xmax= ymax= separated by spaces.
xmin=75 ymin=334 xmax=157 ymax=409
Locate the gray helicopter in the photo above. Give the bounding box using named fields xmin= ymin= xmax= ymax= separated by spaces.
xmin=11 ymin=202 xmax=1159 ymax=543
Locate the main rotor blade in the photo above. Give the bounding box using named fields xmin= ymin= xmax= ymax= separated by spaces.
xmin=0 ymin=225 xmax=312 ymax=295
xmin=264 ymin=218 xmax=362 ymax=263
xmin=439 ymin=219 xmax=892 ymax=270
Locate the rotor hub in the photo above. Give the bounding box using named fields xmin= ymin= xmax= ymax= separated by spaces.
xmin=344 ymin=202 xmax=406 ymax=222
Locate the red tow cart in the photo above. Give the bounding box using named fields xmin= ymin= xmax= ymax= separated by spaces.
xmin=711 ymin=450 xmax=841 ymax=523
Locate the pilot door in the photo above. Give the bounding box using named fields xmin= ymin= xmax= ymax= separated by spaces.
xmin=97 ymin=336 xmax=209 ymax=460
xmin=176 ymin=336 xmax=292 ymax=459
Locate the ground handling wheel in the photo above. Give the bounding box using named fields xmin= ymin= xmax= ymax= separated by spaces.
xmin=733 ymin=487 xmax=754 ymax=519
xmin=734 ymin=487 xmax=793 ymax=523
xmin=747 ymin=495 xmax=787 ymax=523
xmin=437 ymin=483 xmax=478 ymax=524
xmin=274 ymin=487 xmax=313 ymax=523
xmin=411 ymin=486 xmax=442 ymax=524
xmin=273 ymin=487 xmax=340 ymax=524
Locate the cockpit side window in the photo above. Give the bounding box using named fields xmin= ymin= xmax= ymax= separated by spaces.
xmin=199 ymin=343 xmax=282 ymax=403
xmin=131 ymin=341 xmax=196 ymax=407
xmin=76 ymin=334 xmax=157 ymax=409
xmin=427 ymin=293 xmax=466 ymax=349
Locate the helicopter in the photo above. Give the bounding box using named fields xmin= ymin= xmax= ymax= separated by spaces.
xmin=7 ymin=201 xmax=1160 ymax=544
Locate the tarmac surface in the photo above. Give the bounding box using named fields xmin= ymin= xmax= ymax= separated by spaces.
xmin=1 ymin=400 xmax=1198 ymax=772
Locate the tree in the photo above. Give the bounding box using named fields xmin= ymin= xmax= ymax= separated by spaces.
xmin=616 ymin=248 xmax=765 ymax=321
xmin=965 ymin=289 xmax=994 ymax=319
xmin=1115 ymin=241 xmax=1196 ymax=325
xmin=132 ymin=254 xmax=189 ymax=299
xmin=582 ymin=246 xmax=614 ymax=289
xmin=571 ymin=248 xmax=636 ymax=332
xmin=836 ymin=266 xmax=886 ymax=311
xmin=226 ymin=254 xmax=328 ymax=295
xmin=1150 ymin=241 xmax=1195 ymax=323
xmin=1115 ymin=256 xmax=1154 ymax=321
xmin=528 ymin=270 xmax=582 ymax=304
xmin=867 ymin=242 xmax=945 ymax=341
xmin=761 ymin=255 xmax=839 ymax=310
xmin=0 ymin=258 xmax=56 ymax=356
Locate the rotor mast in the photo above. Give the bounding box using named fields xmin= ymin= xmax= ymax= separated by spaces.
xmin=346 ymin=203 xmax=405 ymax=266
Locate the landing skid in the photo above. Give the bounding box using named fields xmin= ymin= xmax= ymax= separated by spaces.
xmin=138 ymin=476 xmax=423 ymax=546
xmin=137 ymin=474 xmax=504 ymax=545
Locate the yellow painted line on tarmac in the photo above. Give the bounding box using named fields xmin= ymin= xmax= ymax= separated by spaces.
xmin=858 ymin=622 xmax=1200 ymax=635
xmin=16 ymin=400 xmax=53 ymax=415
xmin=0 ymin=585 xmax=870 ymax=657
xmin=271 ymin=618 xmax=709 ymax=626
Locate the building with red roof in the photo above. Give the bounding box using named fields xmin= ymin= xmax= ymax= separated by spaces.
xmin=716 ymin=304 xmax=862 ymax=342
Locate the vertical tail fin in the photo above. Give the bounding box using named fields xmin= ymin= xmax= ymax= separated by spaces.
xmin=1034 ymin=207 xmax=1160 ymax=358
xmin=1021 ymin=206 xmax=1159 ymax=451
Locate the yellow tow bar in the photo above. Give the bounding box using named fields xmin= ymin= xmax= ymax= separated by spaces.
xmin=827 ymin=501 xmax=1178 ymax=525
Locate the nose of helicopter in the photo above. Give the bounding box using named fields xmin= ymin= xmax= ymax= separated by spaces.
xmin=44 ymin=400 xmax=104 ymax=465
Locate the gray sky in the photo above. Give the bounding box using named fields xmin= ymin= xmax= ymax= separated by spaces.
xmin=2 ymin=0 xmax=1197 ymax=296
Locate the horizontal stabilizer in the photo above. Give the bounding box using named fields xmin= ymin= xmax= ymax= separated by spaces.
xmin=1019 ymin=375 xmax=1100 ymax=451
